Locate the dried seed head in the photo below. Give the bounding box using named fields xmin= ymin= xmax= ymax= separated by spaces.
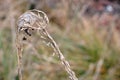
xmin=17 ymin=9 xmax=49 ymax=32
xmin=16 ymin=9 xmax=78 ymax=80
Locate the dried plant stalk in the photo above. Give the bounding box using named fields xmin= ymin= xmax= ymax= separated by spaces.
xmin=39 ymin=28 xmax=78 ymax=80
xmin=16 ymin=9 xmax=78 ymax=80
xmin=16 ymin=33 xmax=23 ymax=80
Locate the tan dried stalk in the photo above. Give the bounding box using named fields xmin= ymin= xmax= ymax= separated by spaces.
xmin=16 ymin=9 xmax=78 ymax=80
xmin=16 ymin=33 xmax=23 ymax=80
xmin=40 ymin=28 xmax=78 ymax=80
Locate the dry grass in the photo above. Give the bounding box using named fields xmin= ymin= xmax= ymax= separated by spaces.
xmin=16 ymin=9 xmax=78 ymax=80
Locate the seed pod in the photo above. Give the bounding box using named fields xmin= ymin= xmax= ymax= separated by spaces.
xmin=17 ymin=9 xmax=49 ymax=32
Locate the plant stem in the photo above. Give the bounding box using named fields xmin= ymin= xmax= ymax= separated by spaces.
xmin=41 ymin=28 xmax=78 ymax=80
xmin=16 ymin=33 xmax=23 ymax=80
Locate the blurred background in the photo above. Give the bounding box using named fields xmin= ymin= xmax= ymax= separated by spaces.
xmin=0 ymin=0 xmax=120 ymax=80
